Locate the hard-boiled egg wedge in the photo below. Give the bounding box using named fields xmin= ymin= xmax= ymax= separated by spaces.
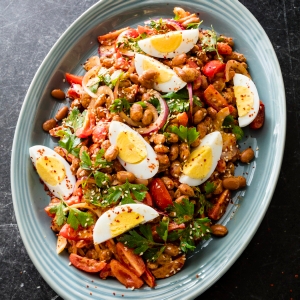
xmin=179 ymin=132 xmax=222 ymax=186
xmin=134 ymin=53 xmax=186 ymax=93
xmin=138 ymin=29 xmax=199 ymax=58
xmin=93 ymin=203 xmax=159 ymax=244
xmin=29 ymin=145 xmax=76 ymax=198
xmin=233 ymin=73 xmax=260 ymax=127
xmin=109 ymin=121 xmax=159 ymax=179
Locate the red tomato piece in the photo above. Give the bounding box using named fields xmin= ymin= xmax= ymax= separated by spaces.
xmin=100 ymin=263 xmax=114 ymax=279
xmin=65 ymin=73 xmax=83 ymax=85
xmin=250 ymin=101 xmax=265 ymax=129
xmin=137 ymin=25 xmax=155 ymax=35
xmin=69 ymin=253 xmax=106 ymax=273
xmin=110 ymin=259 xmax=144 ymax=289
xmin=116 ymin=242 xmax=146 ymax=277
xmin=203 ymin=84 xmax=228 ymax=111
xmin=75 ymin=109 xmax=96 ymax=138
xmin=44 ymin=197 xmax=60 ymax=218
xmin=92 ymin=122 xmax=109 ymax=143
xmin=217 ymin=42 xmax=233 ymax=55
xmin=59 ymin=224 xmax=94 ymax=242
xmin=67 ymin=83 xmax=82 ymax=99
xmin=149 ymin=178 xmax=173 ymax=210
xmin=177 ymin=112 xmax=189 ymax=126
xmin=202 ymin=60 xmax=226 ymax=79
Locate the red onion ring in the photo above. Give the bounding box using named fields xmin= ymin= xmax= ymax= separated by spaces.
xmin=187 ymin=83 xmax=193 ymax=121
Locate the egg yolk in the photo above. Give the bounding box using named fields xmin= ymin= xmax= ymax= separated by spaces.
xmin=117 ymin=131 xmax=147 ymax=163
xmin=142 ymin=60 xmax=173 ymax=83
xmin=234 ymin=86 xmax=254 ymax=117
xmin=36 ymin=156 xmax=66 ymax=186
xmin=110 ymin=212 xmax=144 ymax=237
xmin=150 ymin=32 xmax=182 ymax=53
xmin=182 ymin=146 xmax=213 ymax=179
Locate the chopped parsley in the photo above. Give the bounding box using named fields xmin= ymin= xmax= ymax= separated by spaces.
xmin=222 ymin=115 xmax=244 ymax=141
xmin=169 ymin=125 xmax=199 ymax=146
xmin=109 ymin=98 xmax=131 ymax=114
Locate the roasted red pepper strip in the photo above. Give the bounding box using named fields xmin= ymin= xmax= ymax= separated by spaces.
xmin=110 ymin=259 xmax=144 ymax=289
xmin=250 ymin=101 xmax=265 ymax=129
xmin=207 ymin=189 xmax=230 ymax=221
xmin=69 ymin=253 xmax=106 ymax=273
xmin=149 ymin=178 xmax=173 ymax=210
xmin=203 ymin=84 xmax=228 ymax=111
xmin=59 ymin=224 xmax=94 ymax=241
xmin=217 ymin=42 xmax=233 ymax=55
xmin=65 ymin=73 xmax=83 ymax=85
xmin=202 ymin=60 xmax=226 ymax=79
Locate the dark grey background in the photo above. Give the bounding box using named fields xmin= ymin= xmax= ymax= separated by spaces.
xmin=1 ymin=0 xmax=299 ymax=299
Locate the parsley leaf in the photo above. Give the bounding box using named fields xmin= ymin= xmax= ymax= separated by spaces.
xmin=109 ymin=98 xmax=130 ymax=113
xmin=67 ymin=207 xmax=95 ymax=230
xmin=118 ymin=224 xmax=163 ymax=255
xmin=169 ymin=125 xmax=199 ymax=146
xmin=64 ymin=108 xmax=86 ymax=132
xmin=204 ymin=181 xmax=216 ymax=194
xmin=94 ymin=171 xmax=110 ymax=188
xmin=222 ymin=115 xmax=244 ymax=141
xmin=49 ymin=201 xmax=67 ymax=226
xmin=167 ymin=198 xmax=194 ymax=224
xmin=94 ymin=149 xmax=112 ymax=169
xmin=102 ymin=181 xmax=148 ymax=207
xmin=148 ymin=97 xmax=161 ymax=113
xmin=162 ymin=89 xmax=189 ymax=100
xmin=201 ymin=26 xmax=221 ymax=61
xmin=156 ymin=218 xmax=169 ymax=242
xmin=80 ymin=151 xmax=92 ymax=170
xmin=57 ymin=128 xmax=81 ymax=157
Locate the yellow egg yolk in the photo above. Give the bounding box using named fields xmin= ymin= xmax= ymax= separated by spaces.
xmin=142 ymin=60 xmax=173 ymax=83
xmin=110 ymin=212 xmax=144 ymax=237
xmin=182 ymin=146 xmax=213 ymax=179
xmin=36 ymin=156 xmax=66 ymax=186
xmin=150 ymin=32 xmax=182 ymax=53
xmin=117 ymin=131 xmax=147 ymax=163
xmin=234 ymin=86 xmax=254 ymax=117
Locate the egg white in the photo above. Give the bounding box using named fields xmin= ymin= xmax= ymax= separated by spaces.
xmin=134 ymin=53 xmax=186 ymax=93
xmin=93 ymin=203 xmax=159 ymax=244
xmin=108 ymin=121 xmax=159 ymax=179
xmin=179 ymin=131 xmax=223 ymax=186
xmin=233 ymin=74 xmax=260 ymax=127
xmin=29 ymin=145 xmax=76 ymax=198
xmin=138 ymin=29 xmax=199 ymax=58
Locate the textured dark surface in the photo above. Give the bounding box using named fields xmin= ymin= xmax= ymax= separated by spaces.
xmin=0 ymin=0 xmax=299 ymax=299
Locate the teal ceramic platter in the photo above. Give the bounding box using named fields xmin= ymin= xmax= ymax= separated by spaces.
xmin=11 ymin=0 xmax=285 ymax=299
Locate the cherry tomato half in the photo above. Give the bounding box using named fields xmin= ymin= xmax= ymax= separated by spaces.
xmin=65 ymin=73 xmax=83 ymax=85
xmin=59 ymin=224 xmax=93 ymax=242
xmin=149 ymin=178 xmax=173 ymax=211
xmin=250 ymin=101 xmax=265 ymax=129
xmin=202 ymin=60 xmax=226 ymax=79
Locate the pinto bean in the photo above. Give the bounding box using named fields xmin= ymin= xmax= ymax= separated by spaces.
xmin=117 ymin=171 xmax=136 ymax=183
xmin=80 ymin=92 xmax=91 ymax=108
xmin=173 ymin=66 xmax=200 ymax=82
xmin=190 ymin=136 xmax=201 ymax=148
xmin=157 ymin=154 xmax=170 ymax=166
xmin=134 ymin=178 xmax=149 ymax=186
xmin=172 ymin=53 xmax=187 ymax=66
xmin=164 ymin=244 xmax=181 ymax=257
xmin=113 ymin=159 xmax=124 ymax=172
xmin=240 ymin=148 xmax=255 ymax=163
xmin=76 ymin=167 xmax=91 ymax=179
xmin=161 ymin=177 xmax=175 ymax=190
xmin=138 ymin=69 xmax=159 ymax=89
xmin=70 ymin=157 xmax=80 ymax=175
xmin=142 ymin=109 xmax=153 ymax=126
xmin=51 ymin=89 xmax=65 ymax=100
xmin=152 ymin=133 xmax=166 ymax=145
xmin=179 ymin=143 xmax=190 ymax=161
xmin=129 ymin=73 xmax=139 ymax=84
xmin=55 ymin=106 xmax=69 ymax=121
xmin=169 ymin=144 xmax=179 ymax=161
xmin=101 ymin=140 xmax=111 ymax=151
xmin=197 ymin=122 xmax=208 ymax=139
xmin=42 ymin=119 xmax=57 ymax=131
xmin=166 ymin=133 xmax=178 ymax=143
xmin=193 ymin=108 xmax=206 ymax=125
xmin=104 ymin=145 xmax=119 ymax=162
xmin=170 ymin=160 xmax=181 ymax=178
xmin=130 ymin=103 xmax=143 ymax=122
xmin=222 ymin=176 xmax=246 ymax=190
xmin=154 ymin=144 xmax=169 ymax=154
xmin=207 ymin=107 xmax=217 ymax=119
xmin=210 ymin=224 xmax=228 ymax=237
xmin=178 ymin=183 xmax=194 ymax=197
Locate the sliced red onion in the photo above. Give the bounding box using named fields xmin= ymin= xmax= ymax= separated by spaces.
xmin=115 ymin=29 xmax=138 ymax=57
xmin=187 ymin=83 xmax=193 ymax=120
xmin=136 ymin=91 xmax=169 ymax=135
xmin=82 ymin=66 xmax=101 ymax=98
